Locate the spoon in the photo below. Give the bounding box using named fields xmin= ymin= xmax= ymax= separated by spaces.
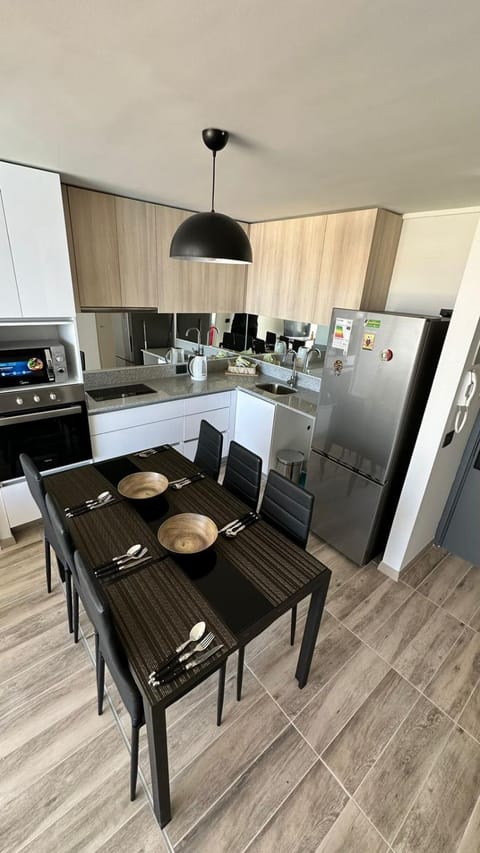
xmin=112 ymin=543 xmax=143 ymax=563
xmin=117 ymin=546 xmax=147 ymax=565
xmin=65 ymin=490 xmax=111 ymax=512
xmin=149 ymin=620 xmax=206 ymax=680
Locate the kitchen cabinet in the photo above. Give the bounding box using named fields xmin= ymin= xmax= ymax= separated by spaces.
xmin=245 ymin=215 xmax=327 ymax=322
xmin=234 ymin=389 xmax=314 ymax=474
xmin=183 ymin=391 xmax=233 ymax=460
xmin=1 ymin=481 xmax=41 ymax=528
xmin=155 ymin=205 xmax=248 ymax=313
xmin=67 ymin=187 xmax=121 ymax=309
xmin=0 ymin=161 xmax=75 ymax=318
xmin=115 ymin=196 xmax=157 ymax=308
xmin=246 ymin=208 xmax=402 ymax=324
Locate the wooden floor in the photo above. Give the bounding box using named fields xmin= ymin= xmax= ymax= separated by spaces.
xmin=2 ymin=524 xmax=480 ymax=852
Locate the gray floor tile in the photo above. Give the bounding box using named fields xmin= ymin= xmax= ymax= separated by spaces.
xmin=394 ymin=727 xmax=480 ymax=853
xmin=244 ymin=760 xmax=348 ymax=853
xmin=322 ymin=669 xmax=419 ymax=793
xmin=355 ymin=695 xmax=453 ymax=843
xmin=316 ymin=798 xmax=389 ymax=853
xmin=424 ymin=627 xmax=480 ymax=719
xmin=400 ymin=547 xmax=448 ymax=589
xmin=458 ymin=680 xmax=480 ymax=742
xmin=417 ymin=554 xmax=472 ymax=606
xmin=294 ymin=644 xmax=390 ymax=754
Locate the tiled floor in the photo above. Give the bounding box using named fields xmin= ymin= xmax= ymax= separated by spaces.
xmin=2 ymin=524 xmax=480 ymax=852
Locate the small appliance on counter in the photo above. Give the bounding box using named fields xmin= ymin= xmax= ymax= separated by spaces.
xmin=188 ymin=354 xmax=208 ymax=381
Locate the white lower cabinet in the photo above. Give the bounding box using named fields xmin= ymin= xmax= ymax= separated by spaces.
xmin=2 ymin=481 xmax=41 ymax=528
xmin=88 ymin=391 xmax=234 ymax=462
xmin=234 ymin=391 xmax=276 ymax=472
xmin=234 ymin=389 xmax=315 ymax=475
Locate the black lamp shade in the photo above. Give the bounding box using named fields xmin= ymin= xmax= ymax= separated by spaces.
xmin=170 ymin=211 xmax=252 ymax=264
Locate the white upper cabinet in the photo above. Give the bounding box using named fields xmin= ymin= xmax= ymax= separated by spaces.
xmin=0 ymin=162 xmax=75 ymax=318
xmin=0 ymin=191 xmax=21 ymax=316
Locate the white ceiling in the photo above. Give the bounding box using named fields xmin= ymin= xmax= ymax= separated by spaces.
xmin=1 ymin=0 xmax=480 ymax=221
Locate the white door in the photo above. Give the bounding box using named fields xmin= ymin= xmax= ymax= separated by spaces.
xmin=0 ymin=162 xmax=75 ymax=317
xmin=0 ymin=189 xmax=21 ymax=317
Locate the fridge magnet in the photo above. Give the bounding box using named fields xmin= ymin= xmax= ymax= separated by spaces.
xmin=362 ymin=333 xmax=376 ymax=351
xmin=332 ymin=317 xmax=352 ymax=353
xmin=364 ymin=318 xmax=381 ymax=330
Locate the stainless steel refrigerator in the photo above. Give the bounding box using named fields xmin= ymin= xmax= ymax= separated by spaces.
xmin=306 ymin=309 xmax=448 ymax=565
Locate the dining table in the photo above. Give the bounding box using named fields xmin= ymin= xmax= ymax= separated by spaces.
xmin=45 ymin=444 xmax=331 ymax=827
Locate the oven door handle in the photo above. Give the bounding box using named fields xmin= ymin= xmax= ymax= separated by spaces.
xmin=0 ymin=405 xmax=83 ymax=426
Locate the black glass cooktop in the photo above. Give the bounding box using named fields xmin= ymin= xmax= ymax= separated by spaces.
xmin=87 ymin=383 xmax=156 ymax=402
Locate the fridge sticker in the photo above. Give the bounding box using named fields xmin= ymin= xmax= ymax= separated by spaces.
xmin=332 ymin=317 xmax=352 ymax=352
xmin=362 ymin=333 xmax=376 ymax=351
xmin=365 ymin=318 xmax=381 ymax=329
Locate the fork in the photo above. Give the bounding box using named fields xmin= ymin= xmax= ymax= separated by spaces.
xmin=148 ymin=632 xmax=215 ymax=681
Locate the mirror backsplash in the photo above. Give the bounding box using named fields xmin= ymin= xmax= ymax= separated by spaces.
xmin=77 ymin=310 xmax=328 ymax=375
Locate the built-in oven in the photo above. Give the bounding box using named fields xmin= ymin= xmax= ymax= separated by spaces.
xmin=0 ymin=383 xmax=92 ymax=481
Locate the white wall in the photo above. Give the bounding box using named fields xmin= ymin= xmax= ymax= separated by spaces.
xmin=386 ymin=208 xmax=480 ymax=316
xmin=75 ymin=312 xmax=101 ymax=371
xmin=380 ymin=218 xmax=480 ymax=579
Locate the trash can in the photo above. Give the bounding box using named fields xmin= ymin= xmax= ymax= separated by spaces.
xmin=276 ymin=449 xmax=304 ymax=484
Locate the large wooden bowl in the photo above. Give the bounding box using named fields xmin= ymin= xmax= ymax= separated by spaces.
xmin=117 ymin=471 xmax=168 ymax=500
xmin=157 ymin=513 xmax=218 ymax=554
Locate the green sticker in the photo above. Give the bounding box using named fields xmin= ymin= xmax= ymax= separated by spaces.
xmin=365 ymin=318 xmax=381 ymax=329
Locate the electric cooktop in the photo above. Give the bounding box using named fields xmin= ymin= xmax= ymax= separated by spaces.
xmin=87 ymin=383 xmax=156 ymax=402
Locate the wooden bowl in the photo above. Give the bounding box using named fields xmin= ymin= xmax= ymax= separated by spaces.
xmin=117 ymin=471 xmax=168 ymax=499
xmin=157 ymin=513 xmax=218 ymax=554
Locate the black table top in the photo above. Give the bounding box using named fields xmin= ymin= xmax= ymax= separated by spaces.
xmin=45 ymin=446 xmax=330 ymax=707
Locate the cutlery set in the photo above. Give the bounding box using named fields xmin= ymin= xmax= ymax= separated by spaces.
xmin=65 ymin=491 xmax=119 ymax=518
xmin=94 ymin=544 xmax=151 ymax=579
xmin=148 ymin=621 xmax=224 ymax=685
xmin=169 ymin=473 xmax=205 ymax=490
xmin=219 ymin=512 xmax=260 ymax=538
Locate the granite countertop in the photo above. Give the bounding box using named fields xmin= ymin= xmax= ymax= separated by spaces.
xmin=85 ymin=369 xmax=320 ymax=418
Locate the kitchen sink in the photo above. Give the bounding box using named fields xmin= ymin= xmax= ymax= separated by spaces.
xmin=256 ymin=382 xmax=296 ymax=395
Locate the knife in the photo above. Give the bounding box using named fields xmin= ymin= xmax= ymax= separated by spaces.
xmin=66 ymin=498 xmax=117 ymax=518
xmin=152 ymin=644 xmax=224 ymax=685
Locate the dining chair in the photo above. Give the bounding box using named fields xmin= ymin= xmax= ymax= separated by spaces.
xmin=20 ymin=453 xmax=72 ymax=631
xmin=236 ymin=469 xmax=315 ymax=701
xmin=194 ymin=419 xmax=224 ymax=480
xmin=222 ymin=441 xmax=262 ymax=511
xmin=74 ymin=550 xmax=145 ymax=801
xmin=45 ymin=493 xmax=82 ymax=644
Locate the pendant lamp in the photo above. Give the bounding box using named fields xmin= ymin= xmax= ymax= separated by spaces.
xmin=170 ymin=128 xmax=253 ymax=265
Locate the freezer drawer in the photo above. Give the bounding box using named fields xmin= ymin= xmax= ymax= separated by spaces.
xmin=306 ymin=452 xmax=387 ymax=565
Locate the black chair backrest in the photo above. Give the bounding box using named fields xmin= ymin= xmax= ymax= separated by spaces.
xmin=222 ymin=332 xmax=234 ymax=349
xmin=45 ymin=493 xmax=76 ymax=577
xmin=260 ymin=469 xmax=314 ymax=550
xmin=223 ymin=441 xmax=262 ymax=511
xmin=252 ymin=338 xmax=265 ymax=354
xmin=194 ymin=420 xmax=223 ymax=480
xmin=74 ymin=551 xmax=143 ymax=726
xmin=20 ymin=452 xmax=57 ymax=547
xmin=265 ymin=331 xmax=276 ymax=349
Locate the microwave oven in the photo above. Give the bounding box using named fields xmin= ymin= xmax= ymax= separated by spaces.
xmin=0 ymin=344 xmax=69 ymax=388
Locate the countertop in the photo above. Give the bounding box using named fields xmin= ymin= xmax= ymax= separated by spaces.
xmin=85 ymin=370 xmax=320 ymax=418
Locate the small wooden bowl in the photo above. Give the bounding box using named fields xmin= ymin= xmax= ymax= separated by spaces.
xmin=117 ymin=471 xmax=168 ymax=500
xmin=157 ymin=513 xmax=218 ymax=554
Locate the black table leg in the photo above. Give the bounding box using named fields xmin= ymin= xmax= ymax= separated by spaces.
xmin=295 ymin=576 xmax=330 ymax=689
xmin=144 ymin=701 xmax=171 ymax=827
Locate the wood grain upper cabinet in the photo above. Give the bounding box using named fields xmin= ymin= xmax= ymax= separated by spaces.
xmin=312 ymin=208 xmax=402 ymax=324
xmin=245 ymin=215 xmax=327 ymax=322
xmin=156 ymin=205 xmax=248 ymax=313
xmin=67 ymin=187 xmax=121 ymax=309
xmin=115 ymin=196 xmax=157 ymax=308
xmin=246 ymin=208 xmax=402 ymax=324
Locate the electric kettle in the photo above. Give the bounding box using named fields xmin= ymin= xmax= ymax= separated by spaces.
xmin=188 ymin=354 xmax=208 ymax=381
xmin=165 ymin=347 xmax=185 ymax=364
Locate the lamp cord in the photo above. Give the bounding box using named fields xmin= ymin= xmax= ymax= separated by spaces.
xmin=211 ymin=151 xmax=216 ymax=212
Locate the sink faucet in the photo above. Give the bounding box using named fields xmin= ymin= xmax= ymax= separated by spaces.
xmin=305 ymin=347 xmax=321 ymax=373
xmin=185 ymin=327 xmax=202 ymax=354
xmin=286 ymin=350 xmax=297 ymax=387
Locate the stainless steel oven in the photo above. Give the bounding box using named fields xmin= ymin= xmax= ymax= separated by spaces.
xmin=0 ymin=383 xmax=91 ymax=481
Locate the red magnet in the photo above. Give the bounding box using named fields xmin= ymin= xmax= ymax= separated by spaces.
xmin=380 ymin=348 xmax=393 ymax=361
